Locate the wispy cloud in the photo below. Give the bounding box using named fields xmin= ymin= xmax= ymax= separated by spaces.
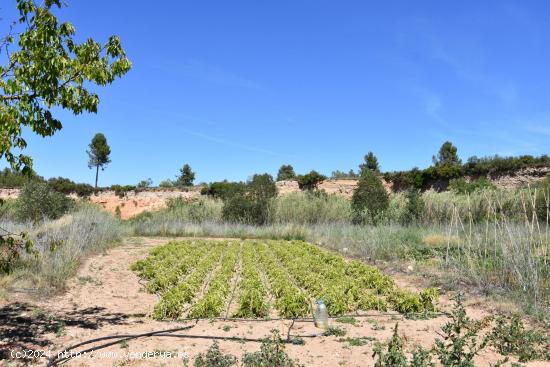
xmin=180 ymin=128 xmax=290 ymax=158
xmin=406 ymin=17 xmax=520 ymax=106
xmin=151 ymin=59 xmax=264 ymax=91
xmin=430 ymin=44 xmax=519 ymax=105
xmin=411 ymin=87 xmax=447 ymax=126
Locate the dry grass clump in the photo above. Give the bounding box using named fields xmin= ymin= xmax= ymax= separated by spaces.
xmin=1 ymin=203 xmax=123 ymax=292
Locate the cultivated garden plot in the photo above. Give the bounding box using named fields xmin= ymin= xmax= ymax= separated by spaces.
xmin=131 ymin=239 xmax=438 ymax=320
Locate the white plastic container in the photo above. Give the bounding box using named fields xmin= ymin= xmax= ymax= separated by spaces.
xmin=314 ymin=299 xmax=329 ymax=329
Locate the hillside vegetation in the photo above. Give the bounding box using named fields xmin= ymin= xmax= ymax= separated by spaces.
xmin=130 ymin=176 xmax=550 ymax=321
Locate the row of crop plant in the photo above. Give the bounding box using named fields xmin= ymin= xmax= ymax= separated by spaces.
xmin=132 ymin=239 xmax=437 ymax=319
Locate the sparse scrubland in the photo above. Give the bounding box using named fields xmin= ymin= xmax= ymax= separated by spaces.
xmin=0 ymin=183 xmax=123 ymax=292
xmin=129 ymin=176 xmax=550 ymax=321
xmin=0 ymin=154 xmax=549 ymax=365
xmin=1 ymin=170 xmax=548 ymax=322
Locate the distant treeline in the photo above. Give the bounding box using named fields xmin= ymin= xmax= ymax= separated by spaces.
xmin=384 ymin=154 xmax=550 ymax=191
xmin=0 ymin=168 xmax=94 ymax=197
xmin=0 ymin=168 xmax=139 ymax=198
xmin=1 ymin=149 xmax=549 ymax=195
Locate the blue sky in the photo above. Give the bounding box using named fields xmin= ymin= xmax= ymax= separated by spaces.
xmin=2 ymin=0 xmax=550 ymax=185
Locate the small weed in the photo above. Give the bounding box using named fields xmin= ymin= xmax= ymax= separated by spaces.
xmin=323 ymin=326 xmax=346 ymax=337
xmin=405 ymin=311 xmax=440 ymax=320
xmin=242 ymin=330 xmax=303 ymax=366
xmin=373 ymin=323 xmax=435 ymax=367
xmin=54 ymin=322 xmax=66 ymax=337
xmin=366 ymin=319 xmax=386 ymax=330
xmin=78 ymin=275 xmax=101 ymax=285
xmin=119 ymin=340 xmax=129 ymax=349
xmin=222 ymin=324 xmax=232 ymax=332
xmin=338 ymin=336 xmax=375 ymax=346
xmin=488 ymin=315 xmax=550 ymax=362
xmin=433 ymin=293 xmax=489 ymax=367
xmin=372 ymin=323 xmax=408 ymax=366
xmin=194 ymin=341 xmax=237 ymax=367
xmin=335 ymin=316 xmax=358 ymax=326
xmin=31 ymin=307 xmax=48 ymax=320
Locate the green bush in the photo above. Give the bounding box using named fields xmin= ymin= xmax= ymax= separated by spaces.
xmin=110 ymin=184 xmax=136 ymax=198
xmin=386 ymin=154 xmax=550 ymax=192
xmin=277 ymin=164 xmax=296 ymax=181
xmin=194 ymin=341 xmax=237 ymax=367
xmin=399 ymin=190 xmax=425 ymax=225
xmin=136 ymin=178 xmax=153 ymax=188
xmin=488 ymin=315 xmax=550 ymax=362
xmin=296 ymin=170 xmax=326 ymax=191
xmin=47 ymin=177 xmax=94 ymax=197
xmin=352 ymin=170 xmax=389 ymax=224
xmin=0 ymin=167 xmax=42 ymax=188
xmin=222 ymin=174 xmax=277 ymax=225
xmin=158 ymin=179 xmax=175 ymax=188
xmin=433 ymin=294 xmax=488 ymax=367
xmin=372 ymin=323 xmax=408 ymax=367
xmin=464 ymin=154 xmax=550 ymax=176
xmin=242 ymin=330 xmax=302 ymax=367
xmin=15 ymin=181 xmax=75 ymax=222
xmin=201 ymin=181 xmax=246 ymax=200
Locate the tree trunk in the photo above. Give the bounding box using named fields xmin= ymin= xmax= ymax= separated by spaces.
xmin=95 ymin=165 xmax=99 ymax=189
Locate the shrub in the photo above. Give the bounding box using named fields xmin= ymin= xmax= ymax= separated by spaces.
xmin=110 ymin=184 xmax=136 ymax=198
xmin=372 ymin=323 xmax=408 ymax=367
xmin=222 ymin=174 xmax=277 ymax=225
xmin=296 ymin=170 xmax=326 ymax=191
xmin=194 ymin=341 xmax=237 ymax=367
xmin=432 ymin=294 xmax=489 ymax=367
xmin=15 ymin=181 xmax=75 ymax=222
xmin=201 ymin=181 xmax=246 ymax=200
xmin=277 ymin=164 xmax=296 ymax=181
xmin=372 ymin=323 xmax=435 ymax=367
xmin=0 ymin=232 xmax=34 ymax=274
xmin=47 ymin=177 xmax=94 ymax=197
xmin=158 ymin=179 xmax=175 ymax=188
xmin=352 ymin=170 xmax=389 ymax=224
xmin=242 ymin=330 xmax=302 ymax=367
xmin=136 ymin=178 xmax=153 ymax=188
xmin=488 ymin=315 xmax=550 ymax=362
xmin=464 ymin=154 xmax=550 ymax=176
xmin=399 ymin=190 xmax=425 ymax=225
xmin=0 ymin=167 xmax=42 ymax=188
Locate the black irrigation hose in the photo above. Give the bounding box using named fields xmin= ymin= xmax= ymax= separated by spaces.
xmin=46 ymin=324 xmax=196 ymax=367
xmin=46 ymin=311 xmax=449 ymax=366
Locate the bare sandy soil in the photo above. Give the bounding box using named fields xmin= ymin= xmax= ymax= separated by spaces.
xmin=0 ymin=237 xmax=547 ymax=367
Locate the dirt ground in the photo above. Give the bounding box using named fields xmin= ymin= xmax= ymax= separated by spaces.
xmin=0 ymin=237 xmax=547 ymax=367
